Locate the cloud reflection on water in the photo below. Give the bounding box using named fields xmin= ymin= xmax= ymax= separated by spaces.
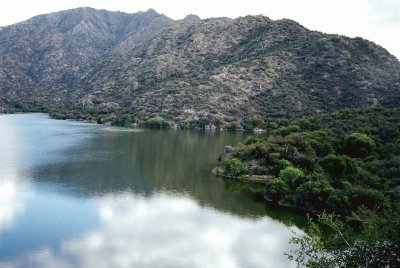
xmin=0 ymin=115 xmax=34 ymax=232
xmin=0 ymin=178 xmax=32 ymax=232
xmin=1 ymin=192 xmax=300 ymax=268
xmin=0 ymin=114 xmax=302 ymax=267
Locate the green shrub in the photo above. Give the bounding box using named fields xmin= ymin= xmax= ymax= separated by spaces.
xmin=278 ymin=124 xmax=300 ymax=136
xmin=350 ymin=186 xmax=385 ymax=209
xmin=320 ymin=154 xmax=357 ymax=179
xmin=223 ymin=158 xmax=246 ymax=178
xmin=343 ymin=132 xmax=375 ymax=158
xmin=265 ymin=179 xmax=289 ymax=201
xmin=295 ymin=180 xmax=335 ymax=209
xmin=279 ymin=166 xmax=304 ymax=188
xmin=142 ymin=116 xmax=170 ymax=128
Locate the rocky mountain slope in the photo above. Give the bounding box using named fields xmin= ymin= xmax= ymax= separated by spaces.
xmin=0 ymin=7 xmax=179 ymax=108
xmin=1 ymin=8 xmax=399 ymax=127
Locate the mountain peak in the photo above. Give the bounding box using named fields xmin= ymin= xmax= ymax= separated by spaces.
xmin=143 ymin=8 xmax=160 ymax=16
xmin=180 ymin=14 xmax=201 ymax=23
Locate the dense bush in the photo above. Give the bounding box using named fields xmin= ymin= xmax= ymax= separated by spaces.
xmin=265 ymin=179 xmax=289 ymax=201
xmin=287 ymin=204 xmax=400 ymax=267
xmin=343 ymin=132 xmax=375 ymax=158
xmin=222 ymin=158 xmax=246 ymax=178
xmin=141 ymin=116 xmax=171 ymax=128
xmin=320 ymin=154 xmax=357 ymax=179
xmin=218 ymin=108 xmax=400 ymax=214
xmin=279 ymin=166 xmax=304 ymax=189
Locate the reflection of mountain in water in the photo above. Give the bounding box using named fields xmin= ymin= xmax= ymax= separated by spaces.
xmin=0 ymin=114 xmax=306 ymax=267
xmin=33 ymin=126 xmax=305 ymax=226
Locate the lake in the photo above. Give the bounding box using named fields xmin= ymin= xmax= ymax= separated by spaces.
xmin=0 ymin=114 xmax=303 ymax=268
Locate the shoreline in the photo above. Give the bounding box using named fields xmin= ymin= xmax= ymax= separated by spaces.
xmin=1 ymin=111 xmax=269 ymax=133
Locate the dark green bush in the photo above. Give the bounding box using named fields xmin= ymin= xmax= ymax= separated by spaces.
xmin=223 ymin=158 xmax=246 ymax=178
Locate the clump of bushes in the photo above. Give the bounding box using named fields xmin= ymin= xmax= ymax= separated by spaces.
xmin=222 ymin=158 xmax=246 ymax=178
xmin=217 ymin=108 xmax=400 ymax=214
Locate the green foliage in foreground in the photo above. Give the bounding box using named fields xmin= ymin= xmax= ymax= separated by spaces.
xmin=286 ymin=203 xmax=400 ymax=267
xmin=215 ymin=107 xmax=400 ymax=267
xmin=218 ymin=108 xmax=400 ymax=214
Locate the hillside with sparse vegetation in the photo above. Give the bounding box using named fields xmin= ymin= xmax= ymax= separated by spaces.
xmin=0 ymin=8 xmax=399 ymax=128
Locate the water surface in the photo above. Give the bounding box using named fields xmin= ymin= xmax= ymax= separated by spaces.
xmin=0 ymin=114 xmax=302 ymax=268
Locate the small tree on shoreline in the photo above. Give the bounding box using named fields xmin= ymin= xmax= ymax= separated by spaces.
xmin=222 ymin=158 xmax=246 ymax=178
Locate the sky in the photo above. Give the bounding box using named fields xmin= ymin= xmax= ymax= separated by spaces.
xmin=0 ymin=0 xmax=399 ymax=59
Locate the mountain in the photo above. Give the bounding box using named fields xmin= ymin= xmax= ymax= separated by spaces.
xmin=0 ymin=7 xmax=176 ymax=108
xmin=0 ymin=8 xmax=399 ymax=127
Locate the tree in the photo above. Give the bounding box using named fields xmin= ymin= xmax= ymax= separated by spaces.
xmin=350 ymin=186 xmax=385 ymax=210
xmin=320 ymin=154 xmax=357 ymax=179
xmin=143 ymin=116 xmax=170 ymax=128
xmin=222 ymin=158 xmax=246 ymax=178
xmin=279 ymin=166 xmax=304 ymax=188
xmin=278 ymin=124 xmax=301 ymax=136
xmin=251 ymin=117 xmax=266 ymax=128
xmin=295 ymin=179 xmax=334 ymax=210
xmin=343 ymin=133 xmax=375 ymax=158
xmin=265 ymin=179 xmax=289 ymax=201
xmin=286 ymin=204 xmax=400 ymax=267
xmin=113 ymin=115 xmax=132 ymax=127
